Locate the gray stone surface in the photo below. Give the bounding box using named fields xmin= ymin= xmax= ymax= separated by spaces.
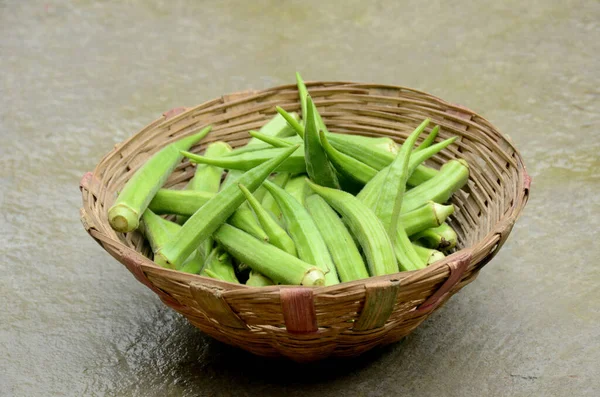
xmin=1 ymin=0 xmax=598 ymax=395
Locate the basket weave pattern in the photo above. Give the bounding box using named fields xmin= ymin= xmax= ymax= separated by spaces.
xmin=80 ymin=82 xmax=530 ymax=361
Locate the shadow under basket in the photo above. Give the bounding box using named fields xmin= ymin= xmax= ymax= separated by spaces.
xmin=79 ymin=82 xmax=531 ymax=362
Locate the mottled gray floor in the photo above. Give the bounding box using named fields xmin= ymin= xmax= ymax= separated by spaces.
xmin=1 ymin=1 xmax=599 ymax=396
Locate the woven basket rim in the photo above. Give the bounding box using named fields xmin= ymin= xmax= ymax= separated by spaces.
xmin=82 ymin=81 xmax=531 ymax=294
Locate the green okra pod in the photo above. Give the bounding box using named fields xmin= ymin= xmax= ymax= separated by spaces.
xmin=284 ymin=175 xmax=311 ymax=207
xmin=239 ymin=183 xmax=297 ymax=256
xmin=248 ymin=130 xmax=295 ymax=148
xmin=260 ymin=172 xmax=292 ymax=223
xmin=263 ymin=180 xmax=340 ymax=285
xmin=155 ymin=145 xmax=299 ymax=268
xmin=246 ymin=270 xmax=275 ymax=287
xmin=304 ymin=96 xmax=340 ymax=188
xmin=413 ymin=222 xmax=458 ymax=251
xmin=140 ymin=209 xmax=208 ymax=270
xmin=140 ymin=209 xmax=180 ymax=254
xmin=181 ymin=146 xmax=306 ymax=174
xmin=306 ymin=180 xmax=398 ymax=277
xmin=296 ymin=72 xmax=309 ymax=125
xmin=214 ymin=224 xmax=325 ymax=286
xmin=412 ymin=243 xmax=446 ymax=265
xmin=357 ymin=136 xmax=458 ymax=207
xmin=400 ymin=159 xmax=470 ymax=214
xmin=401 ymin=201 xmax=455 ymax=236
xmin=244 ymin=112 xmax=299 ymax=148
xmin=176 ymin=141 xmax=231 ymax=224
xmin=305 ymin=195 xmax=370 ymax=282
xmin=108 ymin=126 xmax=211 ymax=232
xmin=415 ymin=125 xmax=439 ymax=152
xmin=276 ymin=106 xmax=305 ymax=138
xmin=373 ymin=119 xmax=429 ymax=243
xmin=319 ymin=130 xmax=378 ymax=185
xmin=200 ymin=247 xmax=239 ymax=283
xmin=148 ymin=189 xmax=215 ymax=216
xmin=394 ymin=225 xmax=426 ymax=271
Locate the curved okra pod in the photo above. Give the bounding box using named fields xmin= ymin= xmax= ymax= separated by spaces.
xmin=401 ymin=201 xmax=455 ymax=236
xmin=214 ymin=224 xmax=324 ymax=286
xmin=181 ymin=147 xmax=306 ymax=174
xmin=140 ymin=209 xmax=180 ymax=254
xmin=260 ymin=172 xmax=291 ymax=223
xmin=414 ymin=125 xmax=439 ymax=152
xmin=401 ymin=159 xmax=470 ymax=214
xmin=108 ymin=126 xmax=212 ymax=232
xmin=357 ymin=136 xmax=458 ymax=207
xmin=155 ymin=145 xmax=299 ymax=268
xmin=200 ymin=247 xmax=239 ymax=283
xmin=394 ymin=225 xmax=426 ymax=271
xmin=140 ymin=209 xmax=208 ymax=270
xmin=276 ymin=106 xmax=305 ymax=138
xmin=319 ymin=130 xmax=377 ymax=185
xmin=148 ymin=189 xmax=215 ymax=216
xmin=373 ymin=118 xmax=429 ymax=242
xmin=304 ymin=96 xmax=339 ymax=188
xmin=305 ymin=195 xmax=369 ymax=282
xmin=244 ymin=112 xmax=299 ymax=148
xmin=263 ymin=180 xmax=340 ymax=285
xmin=306 ymin=180 xmax=398 ymax=277
xmin=248 ymin=130 xmax=295 ymax=148
xmin=246 ymin=270 xmax=275 ymax=287
xmin=238 ymin=184 xmax=297 ymax=256
xmin=296 ymin=72 xmax=309 ymax=125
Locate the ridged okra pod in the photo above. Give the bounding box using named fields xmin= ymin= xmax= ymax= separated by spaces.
xmin=263 ymin=180 xmax=340 ymax=285
xmin=400 ymin=159 xmax=470 ymax=214
xmin=305 ymin=195 xmax=369 ymax=282
xmin=108 ymin=126 xmax=211 ymax=232
xmin=401 ymin=201 xmax=455 ymax=236
xmin=200 ymin=247 xmax=239 ymax=283
xmin=373 ymin=119 xmax=429 ymax=242
xmin=148 ymin=190 xmax=215 ymax=216
xmin=306 ymin=180 xmax=398 ymax=277
xmin=214 ymin=224 xmax=324 ymax=286
xmin=319 ymin=130 xmax=377 ymax=185
xmin=303 ymin=96 xmax=339 ymax=188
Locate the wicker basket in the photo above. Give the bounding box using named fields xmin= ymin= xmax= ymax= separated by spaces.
xmin=79 ymin=82 xmax=530 ymax=362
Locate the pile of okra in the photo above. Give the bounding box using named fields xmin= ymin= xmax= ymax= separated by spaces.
xmin=108 ymin=73 xmax=469 ymax=287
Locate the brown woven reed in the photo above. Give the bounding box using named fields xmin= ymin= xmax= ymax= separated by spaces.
xmin=79 ymin=82 xmax=530 ymax=362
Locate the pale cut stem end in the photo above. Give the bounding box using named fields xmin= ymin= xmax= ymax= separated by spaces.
xmin=108 ymin=203 xmax=139 ymax=233
xmin=433 ymin=203 xmax=455 ymax=225
xmin=428 ymin=250 xmax=446 ymax=264
xmin=301 ymin=268 xmax=325 ymax=286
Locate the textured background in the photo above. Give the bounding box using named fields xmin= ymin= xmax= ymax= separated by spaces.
xmin=1 ymin=0 xmax=599 ymax=395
